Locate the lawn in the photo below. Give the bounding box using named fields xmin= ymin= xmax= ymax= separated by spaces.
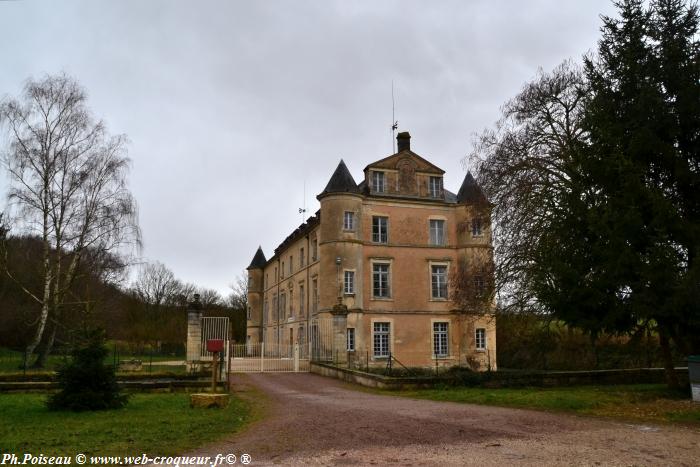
xmin=0 ymin=393 xmax=251 ymax=458
xmin=385 ymin=384 xmax=700 ymax=426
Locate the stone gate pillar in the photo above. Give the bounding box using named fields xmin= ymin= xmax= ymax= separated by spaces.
xmin=186 ymin=294 xmax=202 ymax=371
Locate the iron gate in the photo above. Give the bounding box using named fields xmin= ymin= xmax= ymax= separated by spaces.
xmin=229 ymin=317 xmax=333 ymax=373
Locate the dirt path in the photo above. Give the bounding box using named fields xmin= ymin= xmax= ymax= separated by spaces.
xmin=197 ymin=373 xmax=699 ymax=466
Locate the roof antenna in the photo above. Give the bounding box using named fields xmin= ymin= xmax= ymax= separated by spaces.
xmin=298 ymin=180 xmax=306 ymax=223
xmin=391 ymin=80 xmax=398 ymax=153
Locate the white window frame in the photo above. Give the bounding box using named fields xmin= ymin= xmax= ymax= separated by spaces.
xmin=344 ymin=270 xmax=355 ymax=294
xmin=433 ymin=322 xmax=449 ymax=357
xmin=429 ymin=176 xmax=443 ymax=198
xmin=372 ymin=171 xmax=386 ymax=193
xmin=475 ymin=328 xmax=487 ymax=351
xmin=431 ymin=264 xmax=448 ymax=299
xmin=372 ymin=216 xmax=388 ymax=244
xmin=346 ymin=328 xmax=355 ymax=351
xmin=429 ymin=219 xmax=445 ymax=246
xmin=373 ymin=322 xmax=390 ymax=358
xmin=372 ymin=262 xmax=391 ymax=298
xmin=343 ymin=211 xmax=355 ymax=231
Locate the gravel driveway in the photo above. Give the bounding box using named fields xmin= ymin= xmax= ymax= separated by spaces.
xmin=199 ymin=373 xmax=699 ymax=466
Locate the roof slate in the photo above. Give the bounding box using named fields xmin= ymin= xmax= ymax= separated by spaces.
xmin=457 ymin=172 xmax=489 ymax=204
xmin=247 ymin=246 xmax=267 ymax=270
xmin=319 ymin=159 xmax=360 ymax=196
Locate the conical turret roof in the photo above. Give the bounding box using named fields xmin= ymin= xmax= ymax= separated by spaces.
xmin=247 ymin=246 xmax=267 ymax=269
xmin=457 ymin=172 xmax=489 ymax=204
xmin=319 ymin=159 xmax=360 ymax=196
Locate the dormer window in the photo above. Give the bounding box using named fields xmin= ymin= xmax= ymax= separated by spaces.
xmin=429 ymin=176 xmax=443 ymax=198
xmin=372 ymin=171 xmax=386 ymax=193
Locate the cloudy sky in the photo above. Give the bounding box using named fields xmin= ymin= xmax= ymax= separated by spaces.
xmin=0 ymin=0 xmax=617 ymax=296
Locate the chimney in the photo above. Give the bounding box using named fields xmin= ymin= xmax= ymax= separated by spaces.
xmin=396 ymin=131 xmax=411 ymax=152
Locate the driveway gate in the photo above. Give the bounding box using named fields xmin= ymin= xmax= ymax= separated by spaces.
xmin=229 ymin=317 xmax=334 ymax=373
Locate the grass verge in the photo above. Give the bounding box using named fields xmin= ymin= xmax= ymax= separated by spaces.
xmin=383 ymin=384 xmax=700 ymax=426
xmin=0 ymin=392 xmax=251 ymax=458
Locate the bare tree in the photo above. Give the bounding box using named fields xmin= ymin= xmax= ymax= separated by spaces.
xmin=450 ymin=249 xmax=496 ymax=316
xmin=133 ymin=262 xmax=181 ymax=307
xmin=197 ymin=287 xmax=223 ymax=308
xmin=0 ymin=73 xmax=140 ymax=367
xmin=467 ymin=61 xmax=587 ymax=314
xmin=228 ymin=272 xmax=247 ymax=311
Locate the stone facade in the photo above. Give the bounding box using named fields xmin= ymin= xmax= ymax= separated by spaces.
xmin=246 ymin=132 xmax=497 ymax=370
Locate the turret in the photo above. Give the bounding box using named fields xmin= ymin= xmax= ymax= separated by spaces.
xmin=316 ymin=160 xmax=364 ymax=362
xmin=246 ymin=246 xmax=266 ymax=344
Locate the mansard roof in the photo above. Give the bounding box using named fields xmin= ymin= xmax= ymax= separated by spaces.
xmin=247 ymin=246 xmax=267 ymax=270
xmin=318 ymin=159 xmax=360 ymax=196
xmin=457 ymin=172 xmax=489 ymax=204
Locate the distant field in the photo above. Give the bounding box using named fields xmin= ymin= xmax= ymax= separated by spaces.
xmin=0 ymin=347 xmax=185 ymax=375
xmin=384 ymin=384 xmax=700 ymax=426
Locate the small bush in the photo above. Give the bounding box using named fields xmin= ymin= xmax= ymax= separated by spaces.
xmin=47 ymin=329 xmax=128 ymax=411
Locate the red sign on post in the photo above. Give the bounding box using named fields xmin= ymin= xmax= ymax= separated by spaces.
xmin=206 ymin=339 xmax=224 ymax=353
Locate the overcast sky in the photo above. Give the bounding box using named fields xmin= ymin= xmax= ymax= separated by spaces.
xmin=0 ymin=0 xmax=617 ymax=296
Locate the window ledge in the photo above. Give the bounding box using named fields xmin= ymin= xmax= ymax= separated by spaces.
xmin=475 ymin=348 xmax=487 ymax=353
xmin=370 ymin=297 xmax=393 ymax=301
xmin=344 ymin=293 xmax=355 ymax=297
xmin=429 ymin=298 xmax=448 ymax=302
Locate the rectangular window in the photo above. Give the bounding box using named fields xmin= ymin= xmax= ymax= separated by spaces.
xmin=372 ymin=216 xmax=388 ymax=243
xmin=289 ymin=255 xmax=293 ymax=274
xmin=312 ymin=278 xmax=318 ymax=313
xmin=372 ymin=263 xmax=390 ymax=298
xmin=344 ymin=270 xmax=355 ymax=294
xmin=247 ymin=306 xmax=251 ymax=320
xmin=346 ymin=328 xmax=355 ymax=351
xmin=475 ymin=328 xmax=486 ymax=350
xmin=373 ymin=322 xmax=390 ymax=357
xmin=275 ymin=267 xmax=278 ymax=281
xmin=299 ymin=285 xmax=305 ymax=316
xmin=431 ymin=265 xmax=448 ymax=299
xmin=472 ymin=217 xmax=483 ymax=237
xmin=279 ymin=294 xmax=286 ymax=320
xmin=312 ymin=238 xmax=318 ymax=261
xmin=272 ymin=296 xmax=278 ymax=321
xmin=343 ymin=211 xmax=354 ymax=231
xmin=281 ymin=262 xmax=284 ymax=279
xmin=433 ymin=322 xmax=448 ymax=357
xmin=264 ymin=299 xmax=269 ymax=323
xmin=429 ymin=176 xmax=443 ymax=198
xmin=300 ymin=248 xmax=305 ymax=267
xmin=289 ymin=288 xmax=294 ymax=317
xmin=429 ymin=219 xmax=445 ymax=246
xmin=372 ymin=171 xmax=386 ymax=193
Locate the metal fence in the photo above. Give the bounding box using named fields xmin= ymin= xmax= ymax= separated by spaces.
xmin=230 ymin=342 xmax=309 ymax=372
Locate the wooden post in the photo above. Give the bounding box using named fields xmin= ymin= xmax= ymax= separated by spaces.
xmin=227 ymin=342 xmax=232 ymax=393
xmin=211 ymin=351 xmax=218 ymax=393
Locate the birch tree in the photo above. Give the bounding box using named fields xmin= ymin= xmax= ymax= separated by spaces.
xmin=0 ymin=73 xmax=140 ymax=367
